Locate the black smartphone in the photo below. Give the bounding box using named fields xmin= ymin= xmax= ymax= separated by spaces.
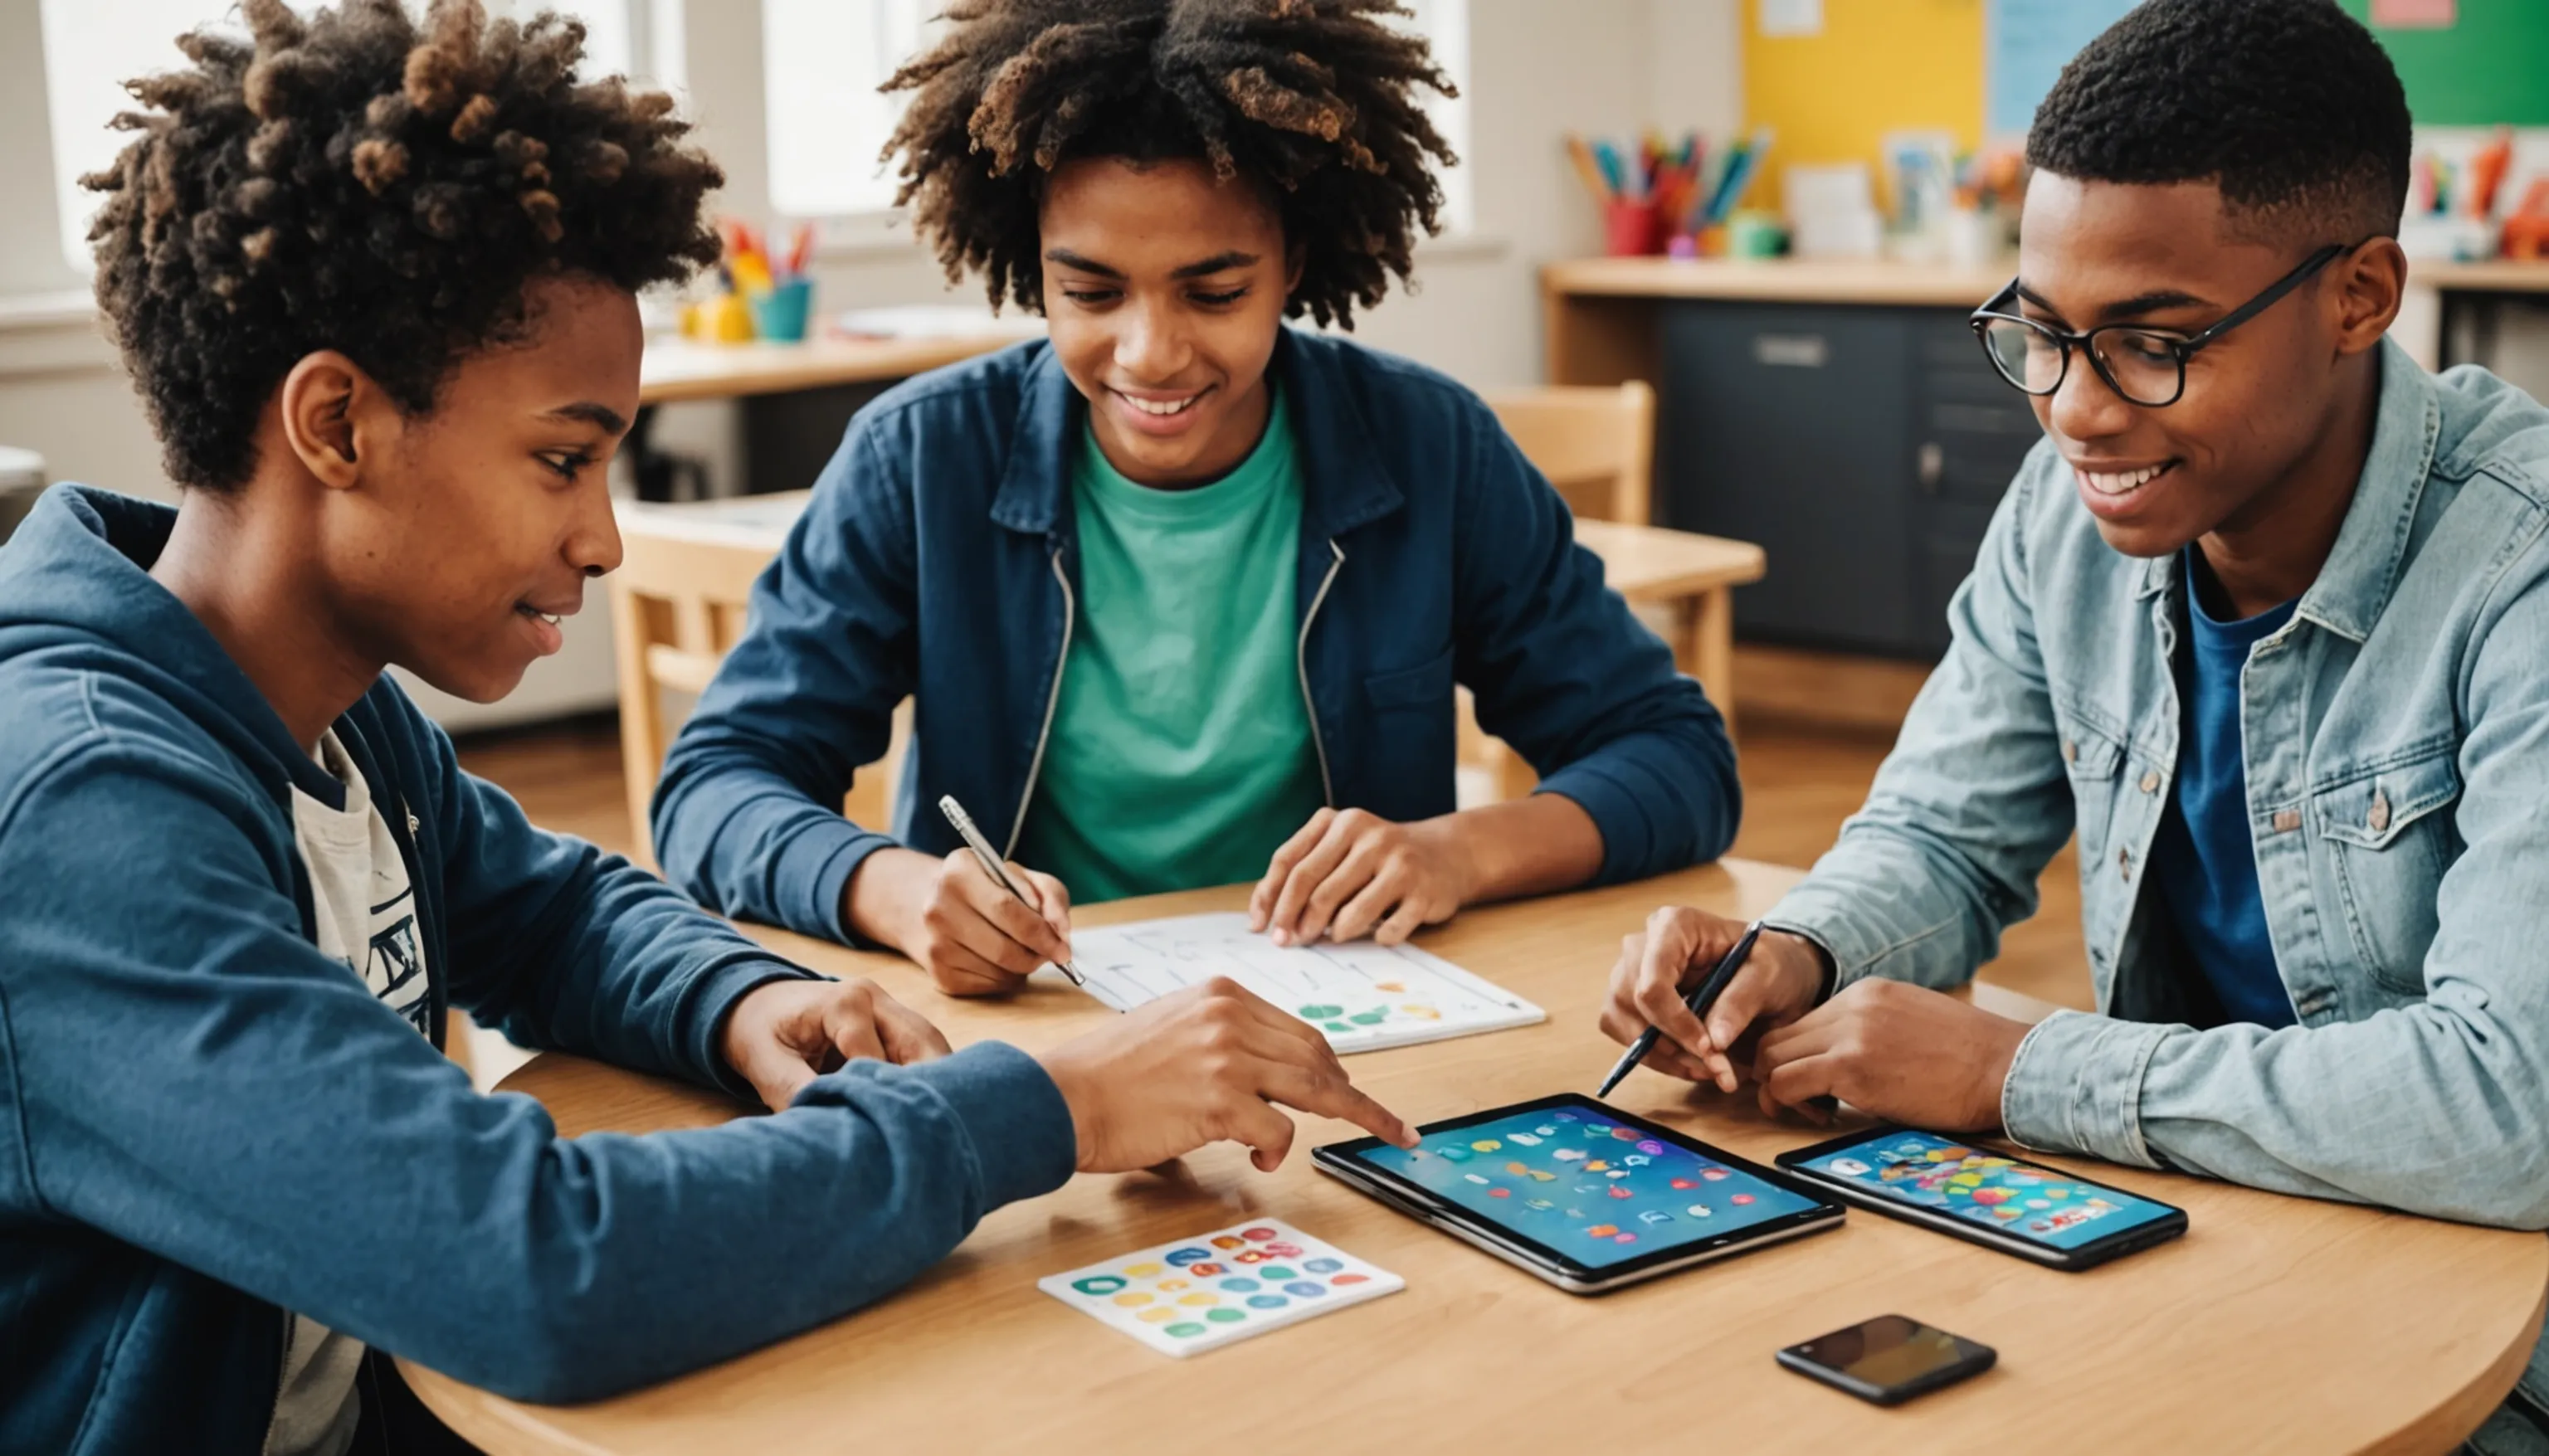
xmin=1777 ymin=1314 xmax=1996 ymax=1405
xmin=1776 ymin=1126 xmax=2187 ymax=1271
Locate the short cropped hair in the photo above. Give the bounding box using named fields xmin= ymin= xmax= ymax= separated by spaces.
xmin=2026 ymin=0 xmax=2411 ymax=246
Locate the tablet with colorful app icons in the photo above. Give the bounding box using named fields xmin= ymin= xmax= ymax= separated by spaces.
xmin=1313 ymin=1094 xmax=1843 ymax=1293
xmin=1038 ymin=1218 xmax=1403 ymax=1357
xmin=1777 ymin=1127 xmax=2187 ymax=1270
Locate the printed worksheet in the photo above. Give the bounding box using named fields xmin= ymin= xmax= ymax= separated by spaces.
xmin=1068 ymin=912 xmax=1544 ymax=1054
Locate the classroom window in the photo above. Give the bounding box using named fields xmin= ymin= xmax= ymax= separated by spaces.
xmin=38 ymin=0 xmax=639 ymax=274
xmin=759 ymin=0 xmax=1474 ymax=234
xmin=761 ymin=0 xmax=934 ymax=220
xmin=1395 ymin=0 xmax=1474 ymax=236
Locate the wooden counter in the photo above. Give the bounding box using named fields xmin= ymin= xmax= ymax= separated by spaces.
xmin=1543 ymin=255 xmax=2549 ymax=387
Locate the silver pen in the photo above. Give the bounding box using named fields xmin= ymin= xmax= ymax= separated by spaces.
xmin=937 ymin=794 xmax=1084 ymax=986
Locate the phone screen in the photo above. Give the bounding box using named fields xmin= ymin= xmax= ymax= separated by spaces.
xmin=1787 ymin=1315 xmax=1981 ymax=1390
xmin=1791 ymin=1130 xmax=2176 ymax=1250
xmin=1349 ymin=1098 xmax=1823 ymax=1269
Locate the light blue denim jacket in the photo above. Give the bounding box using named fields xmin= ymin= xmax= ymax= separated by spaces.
xmin=1762 ymin=339 xmax=2549 ymax=1440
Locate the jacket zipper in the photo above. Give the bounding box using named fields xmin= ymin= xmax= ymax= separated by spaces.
xmin=394 ymin=796 xmax=443 ymax=1053
xmin=1296 ymin=539 xmax=1345 ymax=806
xmin=1006 ymin=545 xmax=1079 ymax=859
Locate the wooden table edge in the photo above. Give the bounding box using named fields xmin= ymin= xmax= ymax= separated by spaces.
xmin=396 ymin=1367 xmax=613 ymax=1456
xmin=2367 ymin=1272 xmax=2548 ymax=1455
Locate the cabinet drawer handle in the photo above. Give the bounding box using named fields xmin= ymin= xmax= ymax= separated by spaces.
xmin=1752 ymin=334 xmax=1829 ymax=368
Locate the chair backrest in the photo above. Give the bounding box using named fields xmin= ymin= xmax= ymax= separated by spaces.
xmin=607 ymin=523 xmax=910 ymax=863
xmin=1480 ymin=381 xmax=1655 ymax=525
xmin=608 ymin=528 xmax=771 ymax=861
xmin=1465 ymin=382 xmax=1657 ymax=801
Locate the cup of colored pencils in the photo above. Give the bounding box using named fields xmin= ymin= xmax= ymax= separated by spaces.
xmin=1568 ymin=132 xmax=1709 ymax=258
xmin=725 ymin=218 xmax=816 ymax=343
xmin=1567 ymin=129 xmax=1773 ymax=259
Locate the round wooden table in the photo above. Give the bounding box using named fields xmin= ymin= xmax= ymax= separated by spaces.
xmin=403 ymin=859 xmax=2547 ymax=1454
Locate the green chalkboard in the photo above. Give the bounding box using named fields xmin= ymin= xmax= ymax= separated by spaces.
xmin=2337 ymin=0 xmax=2549 ymax=126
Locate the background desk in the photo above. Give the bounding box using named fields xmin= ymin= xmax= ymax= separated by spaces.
xmin=636 ymin=330 xmax=1033 ymax=499
xmin=2430 ymin=261 xmax=2549 ymax=373
xmin=403 ymin=859 xmax=2547 ymax=1455
xmin=1543 ymin=256 xmax=2549 ymax=662
xmin=640 ymin=334 xmax=1030 ymax=407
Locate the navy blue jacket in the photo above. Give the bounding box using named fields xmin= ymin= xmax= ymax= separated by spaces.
xmin=0 ymin=488 xmax=1075 ymax=1454
xmin=654 ymin=329 xmax=1740 ymax=939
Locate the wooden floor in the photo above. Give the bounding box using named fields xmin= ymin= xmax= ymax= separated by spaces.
xmin=455 ymin=711 xmax=2095 ymax=1012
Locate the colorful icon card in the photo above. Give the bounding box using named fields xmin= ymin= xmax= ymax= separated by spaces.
xmin=1038 ymin=1218 xmax=1404 ymax=1357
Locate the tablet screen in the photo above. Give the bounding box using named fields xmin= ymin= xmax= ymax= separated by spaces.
xmin=1791 ymin=1130 xmax=2176 ymax=1250
xmin=1350 ymin=1098 xmax=1824 ymax=1269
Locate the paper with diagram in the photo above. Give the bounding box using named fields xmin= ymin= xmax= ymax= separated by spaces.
xmin=1066 ymin=912 xmax=1545 ymax=1054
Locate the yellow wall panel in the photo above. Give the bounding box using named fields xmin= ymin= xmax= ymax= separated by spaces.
xmin=1740 ymin=0 xmax=1985 ymax=210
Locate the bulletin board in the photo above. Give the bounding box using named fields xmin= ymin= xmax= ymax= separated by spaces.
xmin=1984 ymin=0 xmax=2137 ymax=139
xmin=2337 ymin=0 xmax=2549 ymax=127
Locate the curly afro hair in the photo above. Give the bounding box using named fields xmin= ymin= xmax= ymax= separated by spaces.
xmin=85 ymin=0 xmax=724 ymax=493
xmin=880 ymin=0 xmax=1459 ymax=329
xmin=2027 ymin=0 xmax=2410 ymax=246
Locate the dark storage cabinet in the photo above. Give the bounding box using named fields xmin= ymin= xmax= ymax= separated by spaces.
xmin=1655 ymin=300 xmax=2045 ymax=659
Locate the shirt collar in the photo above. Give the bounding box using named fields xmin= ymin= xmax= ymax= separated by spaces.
xmin=990 ymin=329 xmax=1405 ymax=539
xmin=2132 ymin=336 xmax=2440 ymax=635
xmin=2293 ymin=337 xmax=2442 ymax=643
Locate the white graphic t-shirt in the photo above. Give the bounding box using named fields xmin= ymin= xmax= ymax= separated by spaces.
xmin=266 ymin=729 xmax=431 ymax=1456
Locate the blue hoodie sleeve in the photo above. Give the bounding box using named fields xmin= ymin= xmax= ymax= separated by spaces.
xmin=1449 ymin=392 xmax=1742 ymax=883
xmin=649 ymin=420 xmax=915 ymax=944
xmin=0 ymin=738 xmax=1075 ymax=1405
xmin=392 ymin=689 xmax=813 ymax=1100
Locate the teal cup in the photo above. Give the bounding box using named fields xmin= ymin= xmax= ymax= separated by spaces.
xmin=748 ymin=277 xmax=814 ymax=343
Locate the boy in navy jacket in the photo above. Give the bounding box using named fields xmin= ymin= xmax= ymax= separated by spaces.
xmin=652 ymin=0 xmax=1742 ymax=993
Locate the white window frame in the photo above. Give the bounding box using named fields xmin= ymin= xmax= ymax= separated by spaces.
xmin=1396 ymin=0 xmax=1473 ymax=237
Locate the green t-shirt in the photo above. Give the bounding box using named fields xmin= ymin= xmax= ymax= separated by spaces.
xmin=1016 ymin=393 xmax=1328 ymax=903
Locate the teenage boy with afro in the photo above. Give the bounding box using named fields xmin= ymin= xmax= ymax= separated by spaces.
xmin=651 ymin=0 xmax=1742 ymax=991
xmin=0 ymin=3 xmax=1411 ymax=1449
xmin=1604 ymin=2 xmax=2549 ymax=1444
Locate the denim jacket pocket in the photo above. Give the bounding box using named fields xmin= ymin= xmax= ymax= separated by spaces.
xmin=2058 ymin=713 xmax=2128 ymax=863
xmin=2313 ymin=746 xmax=2460 ymax=996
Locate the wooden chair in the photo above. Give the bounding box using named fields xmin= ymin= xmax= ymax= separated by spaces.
xmin=1481 ymin=381 xmax=1655 ymax=526
xmin=608 ymin=522 xmax=906 ymax=864
xmin=1465 ymin=382 xmax=1659 ymax=800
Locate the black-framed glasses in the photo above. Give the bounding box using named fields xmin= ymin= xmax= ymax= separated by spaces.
xmin=1968 ymin=241 xmax=2353 ymax=407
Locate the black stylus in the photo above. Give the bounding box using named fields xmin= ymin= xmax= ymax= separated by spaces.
xmin=1594 ymin=919 xmax=1763 ymax=1098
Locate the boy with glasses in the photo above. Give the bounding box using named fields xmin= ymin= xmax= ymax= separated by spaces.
xmin=1602 ymin=1 xmax=2549 ymax=1445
